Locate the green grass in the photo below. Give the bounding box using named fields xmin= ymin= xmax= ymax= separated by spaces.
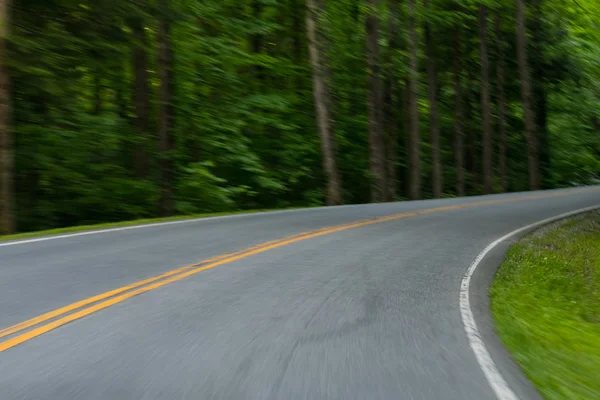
xmin=491 ymin=211 xmax=600 ymax=400
xmin=0 ymin=207 xmax=303 ymax=242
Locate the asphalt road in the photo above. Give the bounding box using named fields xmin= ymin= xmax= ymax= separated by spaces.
xmin=0 ymin=187 xmax=598 ymax=400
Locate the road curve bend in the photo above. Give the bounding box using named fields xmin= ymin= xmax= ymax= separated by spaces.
xmin=0 ymin=187 xmax=598 ymax=400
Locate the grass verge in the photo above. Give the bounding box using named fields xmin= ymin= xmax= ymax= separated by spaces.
xmin=0 ymin=207 xmax=303 ymax=242
xmin=491 ymin=211 xmax=600 ymax=400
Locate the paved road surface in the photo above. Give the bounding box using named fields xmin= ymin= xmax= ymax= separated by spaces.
xmin=1 ymin=187 xmax=598 ymax=400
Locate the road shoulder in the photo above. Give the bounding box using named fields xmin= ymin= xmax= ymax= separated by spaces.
xmin=466 ymin=206 xmax=600 ymax=400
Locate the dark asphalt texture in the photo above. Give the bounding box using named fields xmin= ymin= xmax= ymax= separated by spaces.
xmin=0 ymin=187 xmax=598 ymax=400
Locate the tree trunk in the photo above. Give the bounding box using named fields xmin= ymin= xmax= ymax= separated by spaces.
xmin=158 ymin=2 xmax=176 ymax=216
xmin=534 ymin=80 xmax=549 ymax=186
xmin=495 ymin=11 xmax=507 ymax=192
xmin=252 ymin=0 xmax=264 ymax=84
xmin=0 ymin=0 xmax=14 ymax=234
xmin=292 ymin=0 xmax=305 ymax=89
xmin=425 ymin=0 xmax=441 ymax=198
xmin=365 ymin=0 xmax=387 ymax=202
xmin=464 ymin=67 xmax=478 ymax=192
xmin=384 ymin=85 xmax=397 ymax=201
xmin=402 ymin=79 xmax=410 ymax=196
xmin=591 ymin=116 xmax=600 ymax=135
xmin=531 ymin=0 xmax=549 ymax=187
xmin=454 ymin=26 xmax=465 ymax=197
xmin=306 ymin=0 xmax=342 ymax=205
xmin=468 ymin=90 xmax=478 ymax=188
xmin=516 ymin=0 xmax=540 ymax=190
xmin=132 ymin=18 xmax=150 ymax=178
xmin=479 ymin=5 xmax=493 ymax=194
xmin=93 ymin=71 xmax=102 ymax=115
xmin=115 ymin=72 xmax=127 ymax=120
xmin=407 ymin=0 xmax=421 ymax=200
xmin=384 ymin=0 xmax=400 ymax=200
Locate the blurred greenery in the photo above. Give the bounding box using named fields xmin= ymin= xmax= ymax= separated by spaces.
xmin=491 ymin=211 xmax=600 ymax=400
xmin=1 ymin=0 xmax=599 ymax=234
xmin=0 ymin=207 xmax=303 ymax=242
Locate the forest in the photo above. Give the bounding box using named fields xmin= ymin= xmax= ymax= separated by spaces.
xmin=0 ymin=0 xmax=599 ymax=234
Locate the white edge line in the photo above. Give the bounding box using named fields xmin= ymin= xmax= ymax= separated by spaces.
xmin=460 ymin=204 xmax=600 ymax=400
xmin=3 ymin=187 xmax=594 ymax=248
xmin=0 ymin=200 xmax=447 ymax=248
xmin=2 ymin=200 xmax=399 ymax=248
xmin=0 ymin=206 xmax=350 ymax=248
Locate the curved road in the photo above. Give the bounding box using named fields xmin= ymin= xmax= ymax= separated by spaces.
xmin=0 ymin=187 xmax=598 ymax=400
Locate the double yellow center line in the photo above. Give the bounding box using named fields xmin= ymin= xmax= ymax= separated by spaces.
xmin=0 ymin=189 xmax=596 ymax=353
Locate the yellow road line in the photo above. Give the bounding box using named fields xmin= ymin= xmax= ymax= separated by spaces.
xmin=0 ymin=188 xmax=596 ymax=353
xmin=0 ymin=256 xmax=221 ymax=340
xmin=0 ymin=231 xmax=334 ymax=340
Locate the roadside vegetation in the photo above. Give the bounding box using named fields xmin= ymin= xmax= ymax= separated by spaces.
xmin=1 ymin=0 xmax=599 ymax=237
xmin=0 ymin=207 xmax=302 ymax=242
xmin=491 ymin=211 xmax=600 ymax=400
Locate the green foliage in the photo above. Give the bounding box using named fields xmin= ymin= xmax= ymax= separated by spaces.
xmin=5 ymin=0 xmax=600 ymax=233
xmin=176 ymin=161 xmax=233 ymax=214
xmin=491 ymin=211 xmax=600 ymax=399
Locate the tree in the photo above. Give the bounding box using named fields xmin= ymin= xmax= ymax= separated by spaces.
xmin=425 ymin=0 xmax=442 ymax=198
xmin=454 ymin=24 xmax=465 ymax=197
xmin=495 ymin=11 xmax=507 ymax=192
xmin=1 ymin=0 xmax=599 ymax=235
xmin=479 ymin=4 xmax=493 ymax=194
xmin=158 ymin=0 xmax=175 ymax=216
xmin=407 ymin=0 xmax=421 ymax=200
xmin=306 ymin=0 xmax=342 ymax=205
xmin=530 ymin=0 xmax=550 ymax=187
xmin=0 ymin=0 xmax=13 ymax=234
xmin=516 ymin=0 xmax=541 ymax=190
xmin=384 ymin=0 xmax=400 ymax=200
xmin=251 ymin=0 xmax=264 ymax=82
xmin=131 ymin=16 xmax=150 ymax=178
xmin=365 ymin=0 xmax=387 ymax=202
